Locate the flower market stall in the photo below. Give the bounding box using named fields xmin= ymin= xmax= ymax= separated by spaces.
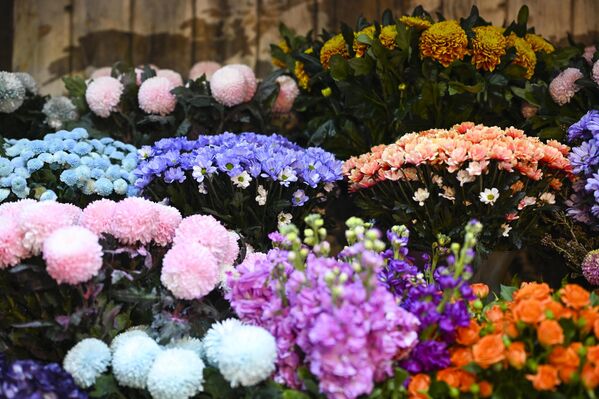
xmin=1 ymin=1 xmax=599 ymax=398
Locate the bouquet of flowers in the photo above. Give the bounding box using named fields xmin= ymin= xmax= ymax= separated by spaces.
xmin=0 ymin=128 xmax=138 ymax=206
xmin=0 ymin=198 xmax=238 ymax=361
xmin=410 ymin=282 xmax=599 ymax=398
xmin=344 ymin=123 xmax=572 ymax=252
xmin=134 ymin=133 xmax=343 ymax=249
xmin=271 ymin=6 xmax=573 ymax=158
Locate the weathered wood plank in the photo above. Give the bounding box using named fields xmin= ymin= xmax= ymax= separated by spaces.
xmin=572 ymin=0 xmax=599 ymax=43
xmin=506 ymin=0 xmax=572 ymax=44
xmin=0 ymin=0 xmax=14 ymax=71
xmin=442 ymin=0 xmax=506 ymax=26
xmin=191 ymin=0 xmax=226 ymax=66
xmin=12 ymin=0 xmax=71 ymax=94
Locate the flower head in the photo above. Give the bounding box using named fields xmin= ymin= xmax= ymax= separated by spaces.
xmin=85 ymin=76 xmax=124 ymax=118
xmin=470 ymin=26 xmax=507 ymax=72
xmin=0 ymin=71 xmax=26 ymax=113
xmin=138 ymin=76 xmax=176 ymax=115
xmin=63 ymin=338 xmax=111 ymax=388
xmin=419 ymin=21 xmax=468 ymax=67
xmin=210 ymin=65 xmax=248 ymax=107
xmin=15 ymin=72 xmax=37 ymax=94
xmin=320 ymin=34 xmax=349 ymax=69
xmin=229 ymin=64 xmax=257 ymax=102
xmin=146 ymin=349 xmax=205 ymax=399
xmin=582 ymin=249 xmax=599 ymax=285
xmin=507 ymin=34 xmax=536 ymax=79
xmin=379 ymin=25 xmax=398 ymax=50
xmin=353 ymin=25 xmax=376 ymax=57
xmin=525 ymin=33 xmax=554 ymax=53
xmin=0 ymin=216 xmax=27 ymax=268
xmin=174 ymin=214 xmax=237 ymax=266
xmin=166 ymin=337 xmax=204 ymax=358
xmin=550 ymin=67 xmax=583 ymax=105
xmin=399 ymin=16 xmax=432 ymax=30
xmin=189 ymin=61 xmax=221 ymax=81
xmin=413 ymin=188 xmax=430 ymax=206
xmin=110 ymin=328 xmax=151 ymax=353
xmin=43 ymin=96 xmax=78 ymax=129
xmin=479 ymin=188 xmax=499 ymax=205
xmin=272 ymin=75 xmax=299 ymax=113
xmin=112 ymin=334 xmax=161 ymax=388
xmin=202 ymin=318 xmax=245 ymax=366
xmin=156 ymin=69 xmax=183 ymax=87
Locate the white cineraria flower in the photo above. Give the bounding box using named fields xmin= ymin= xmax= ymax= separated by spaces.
xmin=192 ymin=165 xmax=205 ymax=182
xmin=439 ymin=186 xmax=455 ymax=201
xmin=479 ymin=188 xmax=499 ymax=205
xmin=231 ymin=171 xmax=252 ymax=189
xmin=431 ymin=174 xmax=443 ymax=187
xmin=138 ymin=146 xmax=153 ymax=160
xmin=277 ymin=167 xmax=298 ymax=186
xmin=457 ymin=170 xmax=476 ymax=186
xmin=277 ymin=212 xmax=292 ymax=227
xmin=198 ymin=183 xmax=207 ymax=194
xmin=255 ymin=185 xmax=267 ymax=205
xmin=539 ymin=192 xmax=556 ymax=205
xmin=412 ymin=188 xmax=430 ymax=206
xmin=501 ymin=223 xmax=512 ymax=237
xmin=323 ymin=182 xmax=335 ymax=192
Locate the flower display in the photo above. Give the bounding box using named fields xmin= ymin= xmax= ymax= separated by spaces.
xmin=138 ymin=76 xmax=177 ymax=115
xmin=419 ymin=20 xmax=468 ymax=67
xmin=344 ymin=123 xmax=571 ymax=250
xmin=63 ymin=338 xmax=111 ymax=388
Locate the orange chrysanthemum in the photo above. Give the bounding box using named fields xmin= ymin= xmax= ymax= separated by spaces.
xmin=525 ymin=33 xmax=555 ymax=53
xmin=419 ymin=20 xmax=469 ymax=67
xmin=379 ymin=25 xmax=398 ymax=50
xmin=507 ymin=34 xmax=537 ymax=79
xmin=320 ymin=34 xmax=349 ymax=69
xmin=400 ymin=15 xmax=432 ymax=30
xmin=353 ymin=25 xmax=376 ymax=57
xmin=470 ymin=25 xmax=507 ymax=72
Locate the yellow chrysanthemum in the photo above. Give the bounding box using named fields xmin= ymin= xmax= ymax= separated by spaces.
xmin=400 ymin=16 xmax=432 ymax=30
xmin=272 ymin=39 xmax=290 ymax=68
xmin=320 ymin=34 xmax=349 ymax=69
xmin=470 ymin=25 xmax=507 ymax=72
xmin=419 ymin=20 xmax=469 ymax=67
xmin=379 ymin=25 xmax=398 ymax=50
xmin=507 ymin=34 xmax=537 ymax=79
xmin=525 ymin=33 xmax=555 ymax=54
xmin=294 ymin=61 xmax=309 ymax=90
xmin=353 ymin=26 xmax=376 ymax=57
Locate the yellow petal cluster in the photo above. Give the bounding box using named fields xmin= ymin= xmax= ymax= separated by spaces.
xmin=470 ymin=25 xmax=507 ymax=72
xmin=353 ymin=26 xmax=376 ymax=57
xmin=320 ymin=34 xmax=349 ymax=69
xmin=379 ymin=25 xmax=398 ymax=50
xmin=507 ymin=34 xmax=537 ymax=79
xmin=525 ymin=33 xmax=555 ymax=54
xmin=272 ymin=39 xmax=290 ymax=68
xmin=400 ymin=16 xmax=432 ymax=30
xmin=419 ymin=20 xmax=469 ymax=67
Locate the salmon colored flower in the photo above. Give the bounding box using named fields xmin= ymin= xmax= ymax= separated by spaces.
xmin=456 ymin=320 xmax=481 ymax=345
xmin=588 ymin=345 xmax=599 ymax=365
xmin=513 ymin=299 xmax=545 ymax=324
xmin=408 ymin=374 xmax=430 ymax=399
xmin=471 ymin=283 xmax=489 ymax=298
xmin=513 ymin=282 xmax=551 ymax=303
xmin=479 ymin=381 xmax=493 ymax=397
xmin=538 ymin=320 xmax=564 ymax=346
xmin=595 ymin=319 xmax=599 ymax=339
xmin=526 ymin=365 xmax=560 ymax=391
xmin=472 ymin=334 xmax=505 ymax=368
xmin=560 ymin=284 xmax=590 ymax=309
xmin=578 ymin=308 xmax=599 ymax=333
xmin=450 ymin=347 xmax=473 ymax=367
xmin=506 ymin=341 xmax=527 ymax=369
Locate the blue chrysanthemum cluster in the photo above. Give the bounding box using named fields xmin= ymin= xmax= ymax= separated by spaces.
xmin=567 ymin=110 xmax=599 ymax=227
xmin=0 ymin=127 xmax=138 ymax=202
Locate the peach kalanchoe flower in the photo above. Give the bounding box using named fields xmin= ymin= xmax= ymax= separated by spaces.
xmin=399 ymin=15 xmax=432 ymax=30
xmin=419 ymin=20 xmax=469 ymax=67
xmin=506 ymin=34 xmax=537 ymax=79
xmin=470 ymin=26 xmax=507 ymax=72
xmin=320 ymin=34 xmax=349 ymax=69
xmin=353 ymin=25 xmax=376 ymax=57
xmin=525 ymin=33 xmax=555 ymax=54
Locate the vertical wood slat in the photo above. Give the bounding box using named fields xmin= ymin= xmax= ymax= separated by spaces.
xmin=191 ymin=0 xmax=226 ymax=67
xmin=571 ymin=0 xmax=599 ymax=43
xmin=0 ymin=0 xmax=14 ymax=71
xmin=12 ymin=0 xmax=71 ymax=94
xmin=442 ymin=0 xmax=506 ymax=26
xmin=505 ymin=0 xmax=572 ymax=44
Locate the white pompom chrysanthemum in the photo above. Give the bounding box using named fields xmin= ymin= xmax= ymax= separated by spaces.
xmin=112 ymin=334 xmax=161 ymax=388
xmin=110 ymin=328 xmax=151 ymax=353
xmin=202 ymin=318 xmax=243 ymax=366
xmin=43 ymin=96 xmax=78 ymax=129
xmin=0 ymin=71 xmax=26 ymax=113
xmin=166 ymin=337 xmax=204 ymax=359
xmin=146 ymin=348 xmax=205 ymax=399
xmin=14 ymin=72 xmax=37 ymax=94
xmin=217 ymin=325 xmax=277 ymax=387
xmin=63 ymin=338 xmax=111 ymax=388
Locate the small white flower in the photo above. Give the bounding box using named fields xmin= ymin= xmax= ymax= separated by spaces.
xmin=432 ymin=174 xmax=443 ymax=187
xmin=192 ymin=165 xmax=205 ymax=182
xmin=277 ymin=167 xmax=298 ymax=186
xmin=324 ymin=182 xmax=335 ymax=192
xmin=198 ymin=183 xmax=207 ymax=194
xmin=439 ymin=185 xmax=455 ymax=201
xmin=457 ymin=170 xmax=475 ymax=186
xmin=277 ymin=212 xmax=292 ymax=226
xmin=231 ymin=171 xmax=252 ymax=189
xmin=539 ymin=192 xmax=556 ymax=205
xmin=255 ymin=185 xmax=267 ymax=206
xmin=479 ymin=188 xmax=499 ymax=205
xmin=501 ymin=223 xmax=512 ymax=237
xmin=412 ymin=188 xmax=430 ymax=206
xmin=137 ymin=146 xmax=152 ymax=160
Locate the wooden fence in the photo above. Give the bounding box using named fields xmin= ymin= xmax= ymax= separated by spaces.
xmin=4 ymin=0 xmax=599 ymax=94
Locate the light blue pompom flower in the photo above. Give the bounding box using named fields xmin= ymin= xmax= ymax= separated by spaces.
xmin=0 ymin=158 xmax=13 ymax=176
xmin=122 ymin=157 xmax=137 ymax=172
xmin=80 ymin=156 xmax=93 ymax=165
xmin=146 ymin=349 xmax=205 ymax=399
xmin=13 ymin=167 xmax=30 ymax=178
xmin=110 ymin=328 xmax=151 ymax=354
xmin=26 ymin=158 xmax=44 ymax=172
xmin=62 ymin=138 xmax=76 ymax=151
xmin=64 ymin=153 xmax=81 ymax=167
xmin=113 ymin=178 xmax=128 ymax=195
xmin=63 ymin=338 xmax=111 ymax=388
xmin=10 ymin=176 xmax=27 ymax=192
xmin=112 ymin=334 xmax=161 ymax=389
xmin=127 ymin=186 xmax=140 ymax=197
xmin=20 ymin=150 xmax=34 ymax=161
xmin=216 ymin=325 xmax=277 ymax=387
xmin=60 ymin=169 xmax=78 ymax=186
xmin=202 ymin=318 xmax=243 ymax=367
xmin=10 ymin=157 xmax=24 ymax=168
xmin=100 ymin=137 xmax=114 ymax=145
xmin=75 ymin=165 xmax=91 ymax=183
xmin=71 ymin=127 xmax=89 ymax=139
xmin=29 ymin=140 xmax=47 ymax=154
xmin=105 ymin=165 xmax=122 ymax=181
xmin=110 ymin=151 xmax=125 ymax=161
xmin=94 ymin=177 xmax=113 ymax=196
xmin=81 ymin=179 xmax=95 ymax=195
xmin=0 ymin=176 xmax=12 ymax=187
xmin=90 ymin=168 xmax=105 ymax=179
xmin=40 ymin=189 xmax=57 ymax=201
xmin=37 ymin=152 xmax=53 ymax=163
xmin=0 ymin=188 xmax=10 ymax=201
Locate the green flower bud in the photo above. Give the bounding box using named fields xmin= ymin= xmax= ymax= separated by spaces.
xmin=321 ymin=87 xmax=332 ymax=97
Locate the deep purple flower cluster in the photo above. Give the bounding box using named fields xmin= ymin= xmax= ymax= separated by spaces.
xmin=0 ymin=354 xmax=88 ymax=399
xmin=567 ymin=110 xmax=599 ymax=227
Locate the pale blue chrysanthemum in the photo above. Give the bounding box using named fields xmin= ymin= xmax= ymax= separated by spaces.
xmin=100 ymin=137 xmax=114 ymax=145
xmin=75 ymin=165 xmax=91 ymax=183
xmin=63 ymin=338 xmax=111 ymax=388
xmin=71 ymin=127 xmax=89 ymax=140
xmin=0 ymin=188 xmax=10 ymax=201
xmin=94 ymin=177 xmax=113 ymax=196
xmin=9 ymin=156 xmax=24 ymax=168
xmin=0 ymin=158 xmax=13 ymax=176
xmin=73 ymin=141 xmax=93 ymax=156
xmin=42 ymin=96 xmax=78 ymax=130
xmin=0 ymin=177 xmax=12 ymax=187
xmin=202 ymin=318 xmax=243 ymax=367
xmin=110 ymin=151 xmax=125 ymax=161
xmin=110 ymin=328 xmax=151 ymax=353
xmin=80 ymin=156 xmax=93 ymax=166
xmin=10 ymin=176 xmax=27 ymax=192
xmin=63 ymin=139 xmax=76 ymax=151
xmin=122 ymin=157 xmax=137 ymax=172
xmin=216 ymin=325 xmax=277 ymax=387
xmin=0 ymin=71 xmax=25 ymax=113
xmin=146 ymin=348 xmax=205 ymax=399
xmin=60 ymin=169 xmax=78 ymax=186
xmin=112 ymin=334 xmax=161 ymax=389
xmin=166 ymin=337 xmax=204 ymax=359
xmin=26 ymin=158 xmax=43 ymax=172
xmin=113 ymin=178 xmax=128 ymax=195
xmin=28 ymin=140 xmax=47 ymax=154
xmin=13 ymin=167 xmax=30 ymax=178
xmin=90 ymin=168 xmax=105 ymax=179
xmin=105 ymin=165 xmax=122 ymax=181
xmin=127 ymin=186 xmax=140 ymax=197
xmin=40 ymin=189 xmax=57 ymax=201
xmin=65 ymin=153 xmax=81 ymax=167
xmin=37 ymin=152 xmax=53 ymax=163
xmin=20 ymin=150 xmax=34 ymax=161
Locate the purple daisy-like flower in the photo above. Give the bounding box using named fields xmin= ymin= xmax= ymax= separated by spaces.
xmin=582 ymin=249 xmax=599 ymax=285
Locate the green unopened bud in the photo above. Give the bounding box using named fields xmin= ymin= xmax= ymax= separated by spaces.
xmin=492 ymin=362 xmax=502 ymax=372
xmin=324 ymin=271 xmax=335 ymax=283
xmin=364 ymin=240 xmax=374 ymax=250
xmin=304 ymin=229 xmax=314 ymax=237
xmin=365 ymin=230 xmax=379 ymax=240
xmin=577 ymin=346 xmax=588 ymax=357
xmin=287 ymin=252 xmax=296 ymax=262
xmin=331 ymin=285 xmax=343 ymax=297
xmin=437 ymin=233 xmax=450 ymax=246
xmin=354 ymin=225 xmax=365 ymax=236
xmin=346 ymin=230 xmax=357 ymax=242
xmin=339 ymin=272 xmax=348 ymax=283
xmin=352 ymin=262 xmax=362 ymax=272
xmin=300 ymin=248 xmax=309 ymax=257
xmin=545 ymin=309 xmax=555 ymax=320
xmin=318 ymin=227 xmax=327 ymax=239
xmin=374 ymin=240 xmax=385 ymax=252
xmin=502 ymin=335 xmax=512 ymax=347
xmin=526 ymin=359 xmax=538 ymax=372
xmin=450 ymin=243 xmax=460 ymax=253
xmin=346 ymin=217 xmax=364 ymax=228
xmin=321 ymin=87 xmax=332 ymax=97
xmin=304 ymin=237 xmax=315 ymax=246
xmin=472 ymin=299 xmax=483 ymax=311
xmin=448 ymin=387 xmax=460 ymax=398
xmin=469 ymin=383 xmax=480 ymax=395
xmin=286 ymin=232 xmax=298 ymax=242
xmin=314 ymin=218 xmax=324 ymax=227
xmin=585 ymin=336 xmax=596 ymax=346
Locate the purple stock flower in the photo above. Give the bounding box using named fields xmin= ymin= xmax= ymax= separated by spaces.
xmin=401 ymin=340 xmax=451 ymax=373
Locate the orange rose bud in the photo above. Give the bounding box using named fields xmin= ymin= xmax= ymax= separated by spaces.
xmin=506 ymin=341 xmax=527 ymax=369
xmin=479 ymin=381 xmax=493 ymax=397
xmin=485 ymin=305 xmax=504 ymax=323
xmin=471 ymin=283 xmax=490 ymax=299
xmin=437 ymin=368 xmax=461 ymax=389
xmin=581 ymin=363 xmax=599 ymax=390
xmin=513 ymin=282 xmax=551 ymax=303
xmin=450 ymin=347 xmax=473 ymax=367
xmin=472 ymin=334 xmax=505 ymax=368
xmin=579 ymin=308 xmax=599 ymax=333
xmin=513 ymin=299 xmax=545 ymax=324
xmin=560 ymin=284 xmax=591 ymax=309
xmin=548 ymin=345 xmax=580 ymax=383
xmin=546 ymin=300 xmax=572 ymax=320
xmin=408 ymin=374 xmax=430 ymax=399
xmin=526 ymin=365 xmax=560 ymax=391
xmin=538 ymin=320 xmax=564 ymax=346
xmin=587 ymin=345 xmax=599 ymax=365
xmin=456 ymin=320 xmax=481 ymax=345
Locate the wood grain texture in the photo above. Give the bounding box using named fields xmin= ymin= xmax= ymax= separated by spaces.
xmin=0 ymin=0 xmax=14 ymax=71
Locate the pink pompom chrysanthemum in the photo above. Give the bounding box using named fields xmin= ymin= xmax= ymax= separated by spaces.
xmin=583 ymin=45 xmax=597 ymax=64
xmin=80 ymin=199 xmax=117 ymax=235
xmin=189 ymin=61 xmax=221 ymax=81
xmin=0 ymin=216 xmax=28 ymax=269
xmin=138 ymin=76 xmax=176 ymax=116
xmin=210 ymin=66 xmax=247 ymax=107
xmin=110 ymin=197 xmax=158 ymax=246
xmin=85 ymin=76 xmax=124 ymax=118
xmin=43 ymin=226 xmax=103 ymax=285
xmin=152 ymin=204 xmax=183 ymax=246
xmin=0 ymin=198 xmax=36 ymax=218
xmin=161 ymin=241 xmax=220 ymax=299
xmin=582 ymin=249 xmax=599 ymax=286
xmin=549 ymin=67 xmax=583 ymax=106
xmin=90 ymin=67 xmax=112 ymax=80
xmin=272 ymin=75 xmax=299 ymax=113
xmin=156 ymin=69 xmax=184 ymax=87
xmin=593 ymin=60 xmax=599 ymax=85
xmin=174 ymin=214 xmax=237 ymax=266
xmin=229 ymin=64 xmax=257 ymax=102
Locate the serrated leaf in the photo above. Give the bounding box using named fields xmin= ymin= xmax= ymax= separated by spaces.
xmin=500 ymin=284 xmax=517 ymax=301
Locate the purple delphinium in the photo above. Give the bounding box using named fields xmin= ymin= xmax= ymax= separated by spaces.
xmin=0 ymin=354 xmax=88 ymax=399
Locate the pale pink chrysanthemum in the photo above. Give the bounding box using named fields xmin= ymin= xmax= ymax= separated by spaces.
xmin=210 ymin=66 xmax=247 ymax=107
xmin=549 ymin=67 xmax=583 ymax=105
xmin=80 ymin=199 xmax=117 ymax=236
xmin=225 ymin=231 xmax=240 ymax=266
xmin=90 ymin=66 xmax=112 ymax=80
xmin=189 ymin=61 xmax=221 ymax=81
xmin=592 ymin=60 xmax=599 ymax=85
xmin=161 ymin=241 xmax=219 ymax=299
xmin=110 ymin=197 xmax=158 ymax=246
xmin=152 ymin=204 xmax=183 ymax=246
xmin=0 ymin=198 xmax=36 ymax=218
xmin=583 ymin=45 xmax=597 ymax=64
xmin=229 ymin=64 xmax=257 ymax=102
xmin=156 ymin=69 xmax=184 ymax=87
xmin=43 ymin=226 xmax=103 ymax=285
xmin=173 ymin=214 xmax=235 ymax=266
xmin=138 ymin=76 xmax=176 ymax=116
xmin=85 ymin=76 xmax=124 ymax=118
xmin=19 ymin=202 xmax=82 ymax=256
xmin=0 ymin=216 xmax=28 ymax=269
xmin=135 ymin=64 xmax=159 ymax=85
xmin=272 ymin=75 xmax=299 ymax=113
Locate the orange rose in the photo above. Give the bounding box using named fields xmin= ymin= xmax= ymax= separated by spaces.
xmin=479 ymin=381 xmax=493 ymax=397
xmin=546 ymin=300 xmax=572 ymax=320
xmin=472 ymin=334 xmax=505 ymax=368
xmin=471 ymin=283 xmax=490 ymax=299
xmin=408 ymin=374 xmax=430 ymax=399
xmin=456 ymin=320 xmax=481 ymax=345
xmin=506 ymin=341 xmax=527 ymax=369
xmin=538 ymin=320 xmax=564 ymax=346
xmin=548 ymin=345 xmax=580 ymax=383
xmin=450 ymin=347 xmax=473 ymax=367
xmin=505 ymin=321 xmax=519 ymax=338
xmin=560 ymin=284 xmax=590 ymax=309
xmin=588 ymin=345 xmax=599 ymax=365
xmin=578 ymin=308 xmax=599 ymax=333
xmin=513 ymin=299 xmax=545 ymax=324
xmin=485 ymin=305 xmax=504 ymax=322
xmin=437 ymin=368 xmax=476 ymax=392
xmin=526 ymin=365 xmax=560 ymax=391
xmin=581 ymin=363 xmax=599 ymax=390
xmin=595 ymin=319 xmax=599 ymax=339
xmin=513 ymin=282 xmax=551 ymax=303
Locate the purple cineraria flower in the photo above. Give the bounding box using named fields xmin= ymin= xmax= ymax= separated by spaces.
xmin=568 ymin=110 xmax=599 ymax=141
xmin=164 ymin=167 xmax=186 ymax=183
xmin=569 ymin=140 xmax=599 ymax=175
xmin=291 ymin=189 xmax=308 ymax=207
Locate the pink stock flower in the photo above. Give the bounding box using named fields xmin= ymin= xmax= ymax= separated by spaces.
xmin=85 ymin=76 xmax=124 ymax=118
xmin=272 ymin=75 xmax=299 ymax=113
xmin=138 ymin=76 xmax=176 ymax=115
xmin=156 ymin=69 xmax=183 ymax=87
xmin=549 ymin=67 xmax=583 ymax=106
xmin=189 ymin=61 xmax=221 ymax=81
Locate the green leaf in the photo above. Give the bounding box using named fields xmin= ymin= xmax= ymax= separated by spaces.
xmin=282 ymin=391 xmax=312 ymax=399
xmin=517 ymin=5 xmax=529 ymax=26
xmin=348 ymin=57 xmax=373 ymax=76
xmin=538 ymin=126 xmax=565 ymax=140
xmin=500 ymin=284 xmax=517 ymax=301
xmin=89 ymin=375 xmax=126 ymax=398
xmin=448 ymin=81 xmax=484 ymax=95
xmin=591 ymin=291 xmax=599 ymax=307
xmin=329 ymin=55 xmax=351 ymax=81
